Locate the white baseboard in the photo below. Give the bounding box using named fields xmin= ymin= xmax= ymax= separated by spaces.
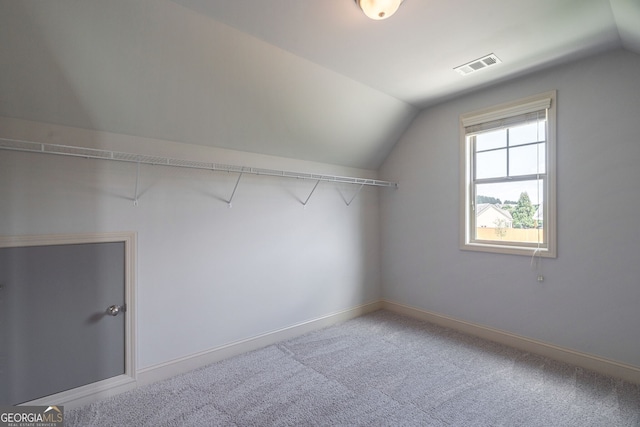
xmin=381 ymin=299 xmax=640 ymax=384
xmin=137 ymin=301 xmax=382 ymax=387
xmin=23 ymin=375 xmax=137 ymax=411
xmin=19 ymin=301 xmax=381 ymax=410
xmin=23 ymin=301 xmax=380 ymax=410
xmin=34 ymin=298 xmax=640 ymax=411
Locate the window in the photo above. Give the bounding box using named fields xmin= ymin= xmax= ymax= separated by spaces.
xmin=460 ymin=91 xmax=556 ymax=257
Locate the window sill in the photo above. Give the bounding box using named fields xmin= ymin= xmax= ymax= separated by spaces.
xmin=461 ymin=241 xmax=556 ymax=258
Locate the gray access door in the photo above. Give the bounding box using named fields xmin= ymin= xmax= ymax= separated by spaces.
xmin=0 ymin=242 xmax=125 ymax=405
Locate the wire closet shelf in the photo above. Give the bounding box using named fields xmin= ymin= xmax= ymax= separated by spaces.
xmin=0 ymin=137 xmax=398 ymax=191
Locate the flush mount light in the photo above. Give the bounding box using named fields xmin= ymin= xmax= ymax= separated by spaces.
xmin=356 ymin=0 xmax=404 ymax=20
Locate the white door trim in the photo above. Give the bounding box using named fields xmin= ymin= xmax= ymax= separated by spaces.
xmin=0 ymin=231 xmax=137 ymax=409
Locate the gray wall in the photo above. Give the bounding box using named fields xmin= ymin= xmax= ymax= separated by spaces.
xmin=3 ymin=48 xmax=639 ymax=376
xmin=379 ymin=48 xmax=640 ymax=367
xmin=0 ymin=120 xmax=382 ymax=369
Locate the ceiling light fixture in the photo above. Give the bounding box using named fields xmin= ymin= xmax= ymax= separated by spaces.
xmin=356 ymin=0 xmax=404 ymax=20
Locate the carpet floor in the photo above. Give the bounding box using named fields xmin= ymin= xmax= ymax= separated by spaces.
xmin=66 ymin=310 xmax=640 ymax=426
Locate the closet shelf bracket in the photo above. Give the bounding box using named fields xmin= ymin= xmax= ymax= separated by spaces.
xmin=133 ymin=161 xmax=140 ymax=206
xmin=344 ymin=183 xmax=365 ymax=206
xmin=227 ymin=172 xmax=243 ymax=208
xmin=302 ymin=180 xmax=321 ymax=208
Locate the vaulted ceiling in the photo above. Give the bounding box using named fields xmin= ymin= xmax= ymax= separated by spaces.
xmin=1 ymin=1 xmax=639 ymax=169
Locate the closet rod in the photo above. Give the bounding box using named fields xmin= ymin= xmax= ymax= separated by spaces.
xmin=0 ymin=138 xmax=398 ymax=188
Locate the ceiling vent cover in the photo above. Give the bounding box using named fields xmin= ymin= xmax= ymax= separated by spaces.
xmin=454 ymin=53 xmax=502 ymax=76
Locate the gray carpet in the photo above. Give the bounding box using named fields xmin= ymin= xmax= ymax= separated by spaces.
xmin=66 ymin=310 xmax=640 ymax=426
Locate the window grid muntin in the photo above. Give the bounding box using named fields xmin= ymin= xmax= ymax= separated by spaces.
xmin=473 ymin=131 xmax=547 ymax=181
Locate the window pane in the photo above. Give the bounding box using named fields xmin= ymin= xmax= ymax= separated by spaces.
xmin=509 ymin=143 xmax=545 ymax=176
xmin=474 ymin=180 xmax=544 ymax=243
xmin=475 ymin=128 xmax=507 ymax=151
xmin=476 ymin=180 xmax=543 ymax=209
xmin=509 ymin=121 xmax=546 ymax=146
xmin=476 ymin=149 xmax=506 ymax=179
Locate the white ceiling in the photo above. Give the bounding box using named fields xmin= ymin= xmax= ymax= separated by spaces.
xmin=1 ymin=0 xmax=639 ymax=169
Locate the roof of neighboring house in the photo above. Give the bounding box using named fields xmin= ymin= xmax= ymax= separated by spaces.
xmin=476 ymin=204 xmax=513 ymax=220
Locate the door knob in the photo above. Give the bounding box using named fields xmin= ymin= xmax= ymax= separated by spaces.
xmin=106 ymin=304 xmax=126 ymax=316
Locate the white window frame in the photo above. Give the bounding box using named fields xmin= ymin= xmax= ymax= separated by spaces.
xmin=460 ymin=91 xmax=557 ymax=258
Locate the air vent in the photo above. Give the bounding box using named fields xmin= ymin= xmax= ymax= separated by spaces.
xmin=454 ymin=53 xmax=502 ymax=76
